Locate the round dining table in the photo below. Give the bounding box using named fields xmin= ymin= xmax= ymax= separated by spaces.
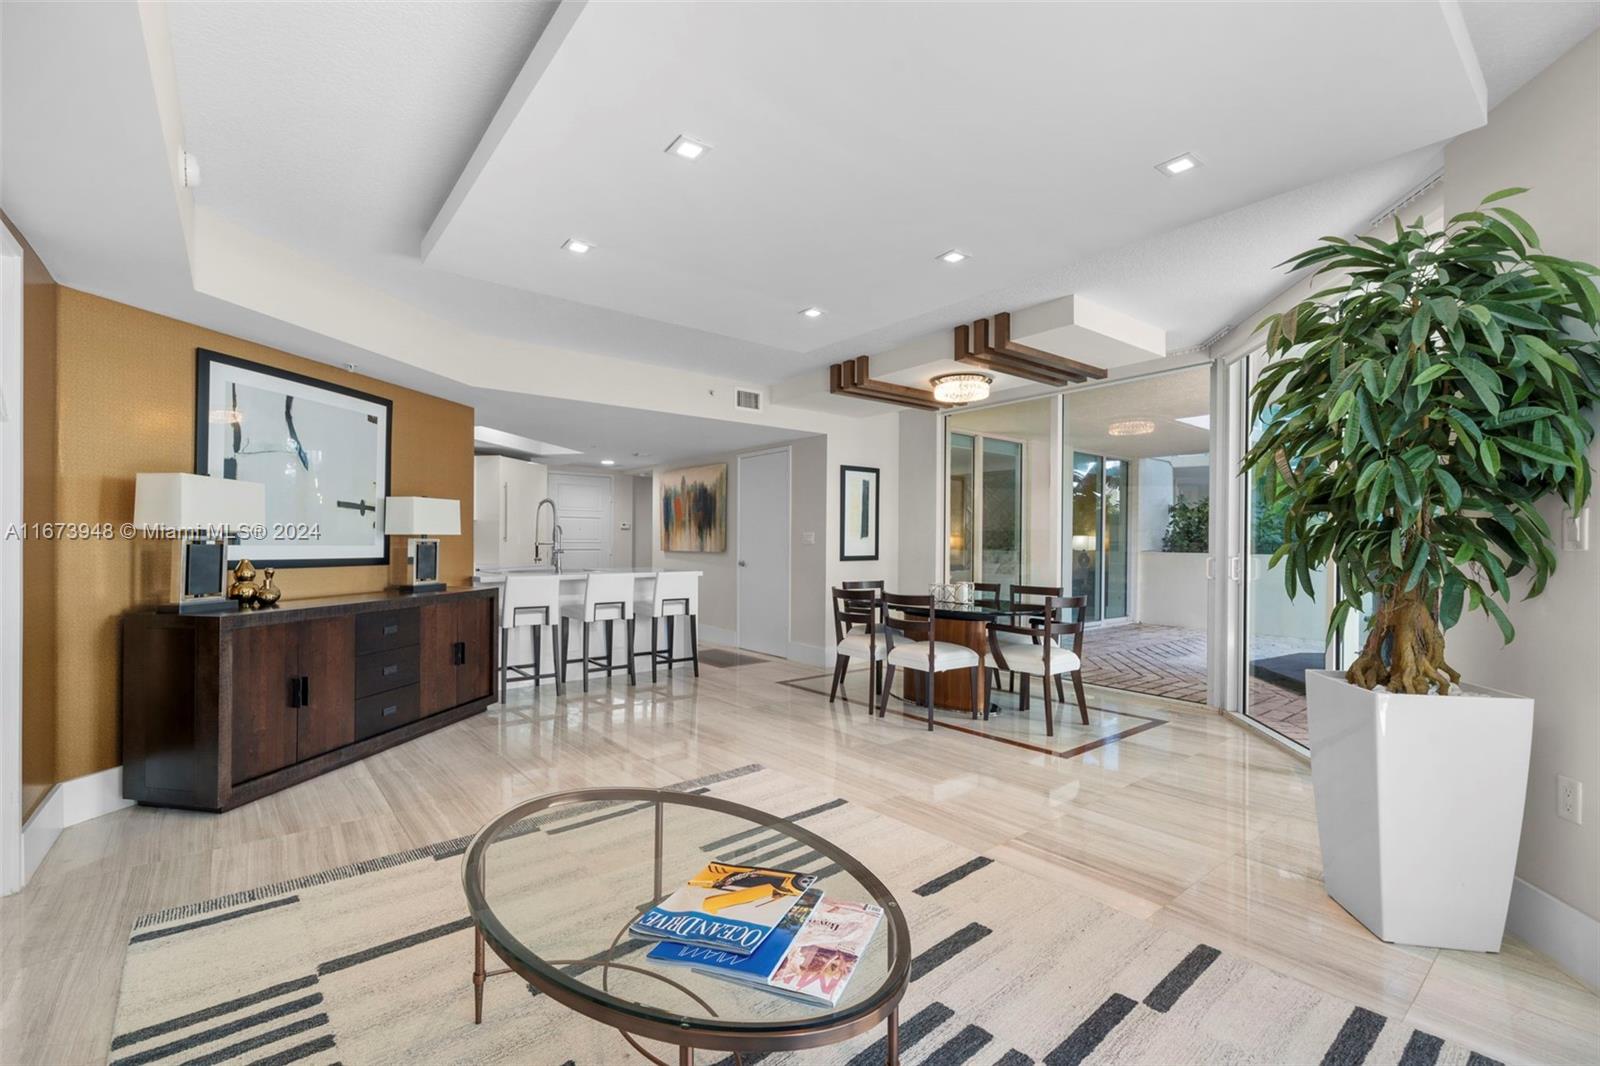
xmin=898 ymin=599 xmax=1033 ymax=716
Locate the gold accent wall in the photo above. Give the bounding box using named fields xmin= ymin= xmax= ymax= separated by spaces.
xmin=44 ymin=288 xmax=476 ymax=781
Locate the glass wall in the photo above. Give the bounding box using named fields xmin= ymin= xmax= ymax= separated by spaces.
xmin=1070 ymin=453 xmax=1103 ymax=619
xmin=945 ymin=398 xmax=1055 ymax=588
xmin=1242 ymin=350 xmax=1329 ymax=746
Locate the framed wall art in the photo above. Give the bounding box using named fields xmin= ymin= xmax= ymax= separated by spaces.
xmin=839 ymin=465 xmax=880 ymax=561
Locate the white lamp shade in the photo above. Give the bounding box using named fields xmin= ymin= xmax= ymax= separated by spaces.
xmin=384 ymin=496 xmax=460 ymax=536
xmin=134 ymin=473 xmax=264 ymax=532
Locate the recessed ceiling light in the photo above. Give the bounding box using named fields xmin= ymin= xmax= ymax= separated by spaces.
xmin=800 ymin=306 xmax=824 ymax=318
xmin=937 ymin=249 xmax=968 ymax=264
xmin=600 ymin=459 xmax=616 ymax=466
xmin=1156 ymin=153 xmax=1201 ymax=176
xmin=666 ymin=135 xmax=709 ymax=161
xmin=562 ymin=238 xmax=592 ymax=254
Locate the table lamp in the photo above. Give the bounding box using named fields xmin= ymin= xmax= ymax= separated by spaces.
xmin=134 ymin=473 xmax=266 ymax=613
xmin=384 ymin=496 xmax=460 ymax=593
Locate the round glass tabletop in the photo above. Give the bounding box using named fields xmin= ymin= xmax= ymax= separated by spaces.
xmin=461 ymin=788 xmax=910 ymax=1056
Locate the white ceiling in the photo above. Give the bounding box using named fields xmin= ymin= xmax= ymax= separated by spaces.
xmin=1065 ymin=365 xmax=1213 ymax=460
xmin=4 ymin=0 xmax=1597 ymax=465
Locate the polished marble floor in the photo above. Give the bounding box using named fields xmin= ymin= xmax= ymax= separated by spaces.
xmin=2 ymin=648 xmax=1596 ymax=1064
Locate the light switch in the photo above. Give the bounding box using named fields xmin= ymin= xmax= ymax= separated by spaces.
xmin=1562 ymin=507 xmax=1589 ymax=551
xmin=619 ymin=521 xmax=631 ymax=531
xmin=801 ymin=531 xmax=816 ymax=545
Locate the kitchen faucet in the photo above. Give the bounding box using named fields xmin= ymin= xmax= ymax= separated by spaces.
xmin=533 ymin=497 xmax=564 ymax=573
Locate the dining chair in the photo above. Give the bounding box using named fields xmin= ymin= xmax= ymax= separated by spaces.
xmin=971 ymin=582 xmax=1005 ymax=689
xmin=1007 ymin=583 xmax=1069 ymax=702
xmin=633 ymin=571 xmax=700 ymax=682
xmin=841 ymin=579 xmax=885 ymax=590
xmin=985 ymin=595 xmax=1088 ymax=736
xmin=878 ymin=592 xmax=981 ymax=731
xmin=498 ymin=573 xmax=564 ymax=700
xmin=559 ymin=572 xmax=637 ymax=691
xmin=829 ymin=587 xmax=884 ymax=708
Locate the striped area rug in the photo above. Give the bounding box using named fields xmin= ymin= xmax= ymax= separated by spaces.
xmin=110 ymin=766 xmax=1500 ymax=1066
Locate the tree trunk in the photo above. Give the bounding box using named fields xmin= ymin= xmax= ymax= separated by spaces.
xmin=1346 ymin=587 xmax=1462 ymax=694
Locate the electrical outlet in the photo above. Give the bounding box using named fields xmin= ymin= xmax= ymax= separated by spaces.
xmin=1557 ymin=775 xmax=1584 ymax=825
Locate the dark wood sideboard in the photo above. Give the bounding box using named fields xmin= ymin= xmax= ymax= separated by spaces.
xmin=121 ymin=587 xmax=496 ymax=811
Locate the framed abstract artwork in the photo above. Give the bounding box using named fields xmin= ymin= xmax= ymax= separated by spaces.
xmin=839 ymin=465 xmax=880 ymax=561
xmin=661 ymin=463 xmax=728 ymax=553
xmin=195 ymin=349 xmax=392 ymax=567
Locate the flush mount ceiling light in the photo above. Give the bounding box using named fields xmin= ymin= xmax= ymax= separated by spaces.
xmin=666 ymin=134 xmax=710 ymax=161
xmin=561 ymin=238 xmax=592 ymax=254
xmin=1156 ymin=152 xmax=1202 ymax=176
xmin=930 ymin=372 xmax=993 ymax=405
xmin=1108 ymin=417 xmax=1157 ymax=436
xmin=799 ymin=306 xmax=824 ymax=318
xmin=600 ymin=459 xmax=616 ymax=466
xmin=937 ymin=249 xmax=968 ymax=264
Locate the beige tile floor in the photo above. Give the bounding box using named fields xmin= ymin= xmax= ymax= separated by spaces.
xmin=2 ymin=647 xmax=1596 ymax=1065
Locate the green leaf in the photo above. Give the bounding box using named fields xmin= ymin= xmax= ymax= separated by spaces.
xmin=1479 ymin=187 xmax=1530 ymax=205
xmin=1481 ymin=595 xmax=1516 ymax=644
xmin=1452 ymin=355 xmax=1503 ymax=416
xmin=1498 ymin=437 xmax=1573 ymax=468
xmin=1428 ymin=297 xmax=1459 ymax=329
xmin=1489 ymin=206 xmax=1541 ymax=249
xmin=1434 ymin=466 xmax=1463 ymax=510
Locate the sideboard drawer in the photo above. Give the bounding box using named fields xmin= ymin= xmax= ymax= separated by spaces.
xmin=355 ymin=646 xmax=420 ymax=698
xmin=355 ymin=686 xmax=420 ymax=741
xmin=356 ymin=609 xmax=419 ymax=654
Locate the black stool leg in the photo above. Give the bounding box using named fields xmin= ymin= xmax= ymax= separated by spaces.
xmin=689 ymin=615 xmax=700 ymax=677
xmin=651 ymin=617 xmax=659 ymax=683
xmin=924 ymin=670 xmax=934 ymax=731
xmin=625 ymin=617 xmax=636 ymax=685
xmin=499 ymin=629 xmax=509 ymax=704
xmin=532 ymin=626 xmax=541 ymax=690
xmin=582 ymin=622 xmax=590 ymax=693
xmin=605 ymin=620 xmax=614 ymax=680
xmin=554 ymin=626 xmax=565 ymax=695
xmin=666 ymin=617 xmax=675 ymax=675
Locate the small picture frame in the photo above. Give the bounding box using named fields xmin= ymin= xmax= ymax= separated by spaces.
xmin=839 ymin=465 xmax=880 ymax=561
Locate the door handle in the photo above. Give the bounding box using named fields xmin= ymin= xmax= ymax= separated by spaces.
xmin=738 ymin=560 xmax=746 ymax=567
xmin=289 ymin=676 xmax=300 ymax=709
xmin=1205 ymin=556 xmax=1215 ymax=580
xmin=301 ymin=676 xmax=310 ymax=706
xmin=381 ymin=704 xmax=398 ymax=718
xmin=383 ymin=663 xmax=399 ymax=677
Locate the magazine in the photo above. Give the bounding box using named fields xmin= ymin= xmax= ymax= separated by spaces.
xmin=630 ymin=861 xmax=817 ymax=956
xmin=646 ymin=888 xmax=824 ymax=980
xmin=765 ymin=899 xmax=883 ymax=1006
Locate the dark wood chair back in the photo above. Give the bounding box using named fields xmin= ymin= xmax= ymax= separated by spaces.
xmin=881 ymin=592 xmax=935 ymax=652
xmin=830 ymin=587 xmax=881 ymax=644
xmin=972 ymin=582 xmax=1002 ymax=605
xmin=988 ymin=595 xmax=1086 ymax=669
xmin=841 ymin=579 xmax=884 ymax=590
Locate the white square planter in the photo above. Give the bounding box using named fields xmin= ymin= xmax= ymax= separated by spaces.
xmin=1305 ymin=669 xmax=1534 ymax=951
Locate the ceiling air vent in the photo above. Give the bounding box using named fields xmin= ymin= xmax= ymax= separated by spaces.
xmin=735 ymin=389 xmax=762 ymax=411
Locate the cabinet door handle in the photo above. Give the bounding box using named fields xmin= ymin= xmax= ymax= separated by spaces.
xmin=301 ymin=676 xmax=310 ymax=706
xmin=381 ymin=704 xmax=398 ymax=718
xmin=382 ymin=663 xmax=399 ymax=677
xmin=383 ymin=623 xmax=400 ymax=636
xmin=289 ymin=676 xmax=300 ymax=709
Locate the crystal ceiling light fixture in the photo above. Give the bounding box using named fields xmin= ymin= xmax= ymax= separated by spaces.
xmin=666 ymin=134 xmax=710 ymax=161
xmin=930 ymin=372 xmax=993 ymax=405
xmin=562 ymin=238 xmax=593 ymax=254
xmin=1108 ymin=417 xmax=1157 ymax=436
xmin=1156 ymin=152 xmax=1202 ymax=176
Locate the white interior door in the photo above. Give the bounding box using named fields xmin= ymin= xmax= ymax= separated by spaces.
xmin=548 ymin=473 xmax=611 ymax=571
xmin=737 ymin=449 xmax=790 ymax=657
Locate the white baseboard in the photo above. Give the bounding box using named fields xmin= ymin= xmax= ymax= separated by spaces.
xmin=699 ymin=623 xmax=737 ymax=647
xmin=1506 ymin=876 xmax=1600 ymax=991
xmin=19 ymin=785 xmax=63 ymax=885
xmin=61 ymin=766 xmax=133 ymax=827
xmin=15 ymin=767 xmax=133 ymax=891
xmin=786 ymin=642 xmax=826 ymax=668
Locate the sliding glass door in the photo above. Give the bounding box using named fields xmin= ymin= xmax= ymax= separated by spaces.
xmin=947 ymin=430 xmax=1026 ymax=584
xmin=1070 ymin=452 xmax=1128 ymax=623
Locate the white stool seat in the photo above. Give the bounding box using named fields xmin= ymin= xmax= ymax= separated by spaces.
xmin=888 ymin=640 xmax=980 ymax=671
xmin=986 ymin=645 xmax=1080 ymax=676
xmin=838 ymin=631 xmax=887 ymax=658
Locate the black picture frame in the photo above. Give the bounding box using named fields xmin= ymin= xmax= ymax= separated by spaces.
xmin=839 ymin=464 xmax=881 ymax=561
xmin=194 ymin=349 xmax=393 ymax=569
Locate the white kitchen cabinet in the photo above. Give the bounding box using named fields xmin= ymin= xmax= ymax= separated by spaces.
xmin=474 ymin=455 xmax=547 ymax=569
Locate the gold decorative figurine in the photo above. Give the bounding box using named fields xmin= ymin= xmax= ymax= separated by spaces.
xmin=228 ymin=559 xmax=261 ymax=609
xmin=256 ymin=568 xmax=282 ymax=608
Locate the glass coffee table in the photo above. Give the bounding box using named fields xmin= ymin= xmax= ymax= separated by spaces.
xmin=461 ymin=788 xmax=911 ymax=1064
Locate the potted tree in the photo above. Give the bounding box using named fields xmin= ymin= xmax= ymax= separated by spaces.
xmin=1244 ymin=189 xmax=1598 ymax=951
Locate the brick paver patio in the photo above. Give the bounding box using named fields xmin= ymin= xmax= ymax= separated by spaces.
xmin=1079 ymin=622 xmax=1312 ymax=746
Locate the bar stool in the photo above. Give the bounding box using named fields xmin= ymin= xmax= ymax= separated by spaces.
xmin=634 ymin=571 xmax=700 ymax=681
xmin=560 ymin=572 xmax=637 ymax=691
xmin=499 ymin=573 xmax=564 ymax=701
